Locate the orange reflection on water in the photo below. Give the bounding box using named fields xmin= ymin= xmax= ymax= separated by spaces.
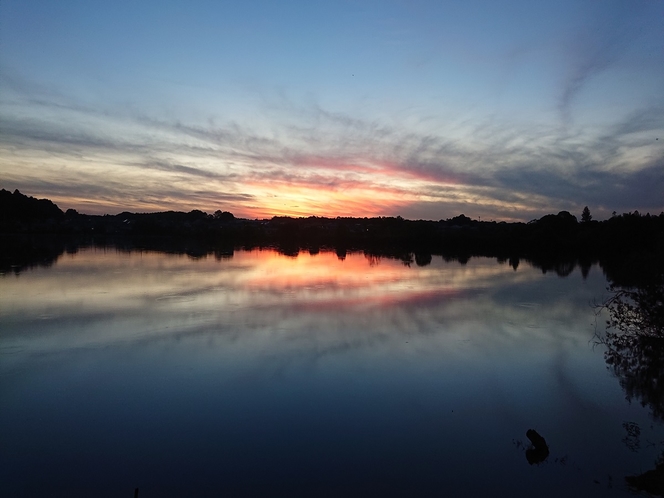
xmin=0 ymin=248 xmax=535 ymax=323
xmin=199 ymin=249 xmax=528 ymax=315
xmin=0 ymin=247 xmax=552 ymax=358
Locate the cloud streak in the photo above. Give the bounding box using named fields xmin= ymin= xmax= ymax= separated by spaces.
xmin=1 ymin=66 xmax=662 ymax=219
xmin=556 ymin=0 xmax=659 ymax=124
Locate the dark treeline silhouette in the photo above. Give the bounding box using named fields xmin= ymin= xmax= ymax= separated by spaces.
xmin=1 ymin=188 xmax=663 ymax=275
xmin=0 ymin=188 xmax=63 ymax=223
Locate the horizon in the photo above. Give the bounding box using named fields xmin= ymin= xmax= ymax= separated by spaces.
xmin=1 ymin=1 xmax=663 ymax=221
xmin=8 ymin=186 xmax=658 ymax=224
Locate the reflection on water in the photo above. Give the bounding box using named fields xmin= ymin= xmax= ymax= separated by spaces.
xmin=1 ymin=248 xmax=662 ymax=496
xmin=597 ymin=272 xmax=664 ymax=421
xmin=594 ymin=263 xmax=664 ymax=495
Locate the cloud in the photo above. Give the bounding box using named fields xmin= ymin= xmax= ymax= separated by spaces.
xmin=557 ymin=1 xmax=651 ymax=123
xmin=135 ymin=160 xmax=239 ymax=181
xmin=605 ymin=106 xmax=664 ymax=139
xmin=1 ymin=67 xmax=663 ymax=219
xmin=0 ymin=115 xmax=130 ymax=152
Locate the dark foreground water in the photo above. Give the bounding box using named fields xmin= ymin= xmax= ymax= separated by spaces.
xmin=1 ymin=249 xmax=662 ymax=497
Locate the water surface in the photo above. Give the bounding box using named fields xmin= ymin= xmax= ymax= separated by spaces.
xmin=1 ymin=248 xmax=661 ymax=496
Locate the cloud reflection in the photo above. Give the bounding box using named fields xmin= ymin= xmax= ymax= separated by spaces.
xmin=0 ymin=248 xmax=601 ymax=364
xmin=1 ymin=247 xmax=641 ymax=497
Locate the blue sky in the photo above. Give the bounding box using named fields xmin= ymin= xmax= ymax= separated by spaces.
xmin=1 ymin=0 xmax=662 ymax=220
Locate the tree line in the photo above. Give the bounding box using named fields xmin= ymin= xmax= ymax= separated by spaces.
xmin=1 ymin=188 xmax=662 ymax=265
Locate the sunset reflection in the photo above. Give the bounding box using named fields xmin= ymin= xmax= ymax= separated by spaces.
xmin=3 ymin=248 xmax=659 ymax=498
xmin=1 ymin=247 xmax=571 ymax=363
xmin=1 ymin=248 xmax=536 ymax=320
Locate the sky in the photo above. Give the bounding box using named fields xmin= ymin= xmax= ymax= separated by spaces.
xmin=1 ymin=0 xmax=663 ymax=221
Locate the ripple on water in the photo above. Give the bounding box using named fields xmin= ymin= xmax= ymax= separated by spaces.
xmin=517 ymin=302 xmax=541 ymax=308
xmin=156 ymin=294 xmax=195 ymax=303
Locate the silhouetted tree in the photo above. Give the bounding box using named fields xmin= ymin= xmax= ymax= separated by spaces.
xmin=214 ymin=210 xmax=235 ymax=221
xmin=415 ymin=253 xmax=432 ymax=266
xmin=595 ymin=268 xmax=664 ymax=420
xmin=0 ymin=188 xmax=64 ymax=221
xmin=581 ymin=206 xmax=592 ymax=223
xmin=509 ymin=257 xmax=519 ymax=271
xmin=186 ymin=209 xmax=209 ymax=221
xmin=449 ymin=214 xmax=473 ymax=226
xmin=594 ymin=257 xmax=664 ymax=495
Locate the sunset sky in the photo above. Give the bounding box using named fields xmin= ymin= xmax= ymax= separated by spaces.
xmin=1 ymin=0 xmax=663 ymax=221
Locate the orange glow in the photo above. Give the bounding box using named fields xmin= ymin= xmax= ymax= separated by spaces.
xmin=239 ymin=179 xmax=415 ymax=218
xmin=229 ymin=154 xmax=469 ymax=218
xmin=2 ymin=248 xmax=529 ymax=321
xmin=1 ymin=247 xmax=550 ymax=359
xmin=232 ymin=249 xmax=521 ymax=299
xmin=1 ymin=144 xmax=519 ymax=219
xmin=287 ymin=155 xmax=463 ymax=186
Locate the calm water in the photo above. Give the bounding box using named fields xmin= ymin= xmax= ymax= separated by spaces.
xmin=1 ymin=248 xmax=661 ymax=496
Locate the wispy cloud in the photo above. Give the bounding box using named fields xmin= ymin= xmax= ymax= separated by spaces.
xmin=1 ymin=67 xmax=662 ymax=219
xmin=557 ymin=1 xmax=651 ymax=123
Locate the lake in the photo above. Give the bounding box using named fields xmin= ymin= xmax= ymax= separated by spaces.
xmin=1 ymin=248 xmax=662 ymax=496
